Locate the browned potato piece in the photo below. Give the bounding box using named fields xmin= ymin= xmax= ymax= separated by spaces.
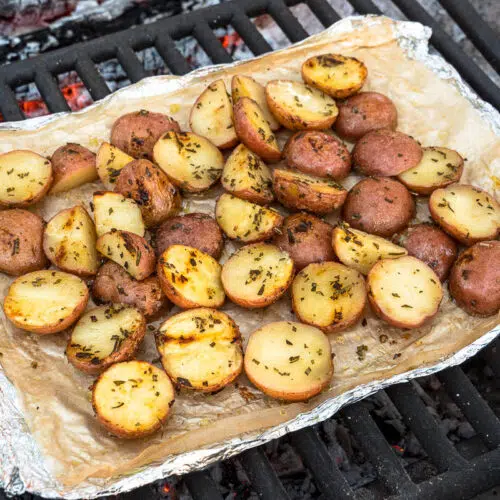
xmin=429 ymin=184 xmax=500 ymax=245
xmin=292 ymin=262 xmax=367 ymax=333
xmin=221 ymin=243 xmax=294 ymax=308
xmin=233 ymin=97 xmax=281 ymax=163
xmin=449 ymin=241 xmax=500 ymax=317
xmin=334 ymin=92 xmax=398 ymax=142
xmin=265 ymin=80 xmax=338 ymax=130
xmin=342 ymin=177 xmax=415 ymax=237
xmin=96 ymin=230 xmax=155 ymax=280
xmin=110 ymin=109 xmax=180 ymax=159
xmin=244 ymin=321 xmax=333 ymax=401
xmin=49 ymin=143 xmax=97 ymax=194
xmin=93 ymin=261 xmax=168 ymax=318
xmin=301 ymin=54 xmax=367 ymax=98
xmin=92 ymin=360 xmax=175 ymax=439
xmin=353 ymin=129 xmax=423 ymax=177
xmin=393 ymin=224 xmax=457 ymax=282
xmin=273 ymin=169 xmax=347 ymax=215
xmin=66 ymin=304 xmax=146 ymax=375
xmin=397 ymin=147 xmax=464 ymax=195
xmin=114 ymin=159 xmax=181 ymax=227
xmin=283 ymin=131 xmax=351 ymax=180
xmin=96 ymin=142 xmax=134 ymax=188
xmin=0 ymin=209 xmax=47 ymax=276
xmin=367 ymin=256 xmax=443 ymax=329
xmin=3 ymin=270 xmax=89 ymax=334
xmin=272 ymin=213 xmax=335 ymax=270
xmin=156 ymin=308 xmax=243 ymax=391
xmin=0 ymin=150 xmax=53 ymax=207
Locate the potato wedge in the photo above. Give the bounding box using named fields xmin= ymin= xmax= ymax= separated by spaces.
xmin=429 ymin=184 xmax=499 ymax=245
xmin=189 ymin=79 xmax=238 ymax=149
xmin=265 ymin=80 xmax=338 ymax=130
xmin=157 ymin=245 xmax=225 ymax=309
xmin=153 ymin=131 xmax=224 ymax=193
xmin=233 ymin=97 xmax=281 ymax=163
xmin=333 ymin=224 xmax=407 ymax=275
xmin=3 ymin=270 xmax=89 ymax=334
xmin=0 ymin=150 xmax=52 ymax=207
xmin=367 ymin=256 xmax=443 ymax=328
xmin=221 ymin=243 xmax=294 ymax=308
xmin=292 ymin=262 xmax=366 ymax=333
xmin=221 ymin=144 xmax=273 ymax=205
xmin=92 ymin=360 xmax=174 ymax=439
xmin=43 ymin=205 xmax=98 ymax=277
xmin=397 ymin=147 xmax=464 ymax=195
xmin=93 ymin=191 xmax=145 ymax=237
xmin=96 ymin=142 xmax=134 ymax=188
xmin=215 ymin=193 xmax=283 ymax=243
xmin=244 ymin=321 xmax=333 ymax=401
xmin=156 ymin=308 xmax=243 ymax=391
xmin=273 ymin=169 xmax=347 ymax=215
xmin=96 ymin=230 xmax=155 ymax=280
xmin=66 ymin=304 xmax=146 ymax=375
xmin=301 ymin=53 xmax=367 ymax=98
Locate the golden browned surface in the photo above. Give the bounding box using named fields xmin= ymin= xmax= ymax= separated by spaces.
xmin=96 ymin=142 xmax=134 ymax=188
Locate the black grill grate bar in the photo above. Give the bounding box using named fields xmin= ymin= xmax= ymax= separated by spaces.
xmin=34 ymin=69 xmax=70 ymax=113
xmin=0 ymin=83 xmax=24 ymax=121
xmin=184 ymin=470 xmax=224 ymax=500
xmin=268 ymin=0 xmax=310 ymax=42
xmin=194 ymin=22 xmax=234 ymax=65
xmin=306 ymin=0 xmax=342 ymax=26
xmin=75 ymin=56 xmax=111 ymax=101
xmin=231 ymin=11 xmax=273 ymax=55
xmin=347 ymin=0 xmax=382 ymax=16
xmin=116 ymin=45 xmax=149 ymax=82
xmin=155 ymin=36 xmax=193 ymax=76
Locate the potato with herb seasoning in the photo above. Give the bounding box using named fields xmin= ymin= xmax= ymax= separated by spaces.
xmin=96 ymin=142 xmax=134 ymax=188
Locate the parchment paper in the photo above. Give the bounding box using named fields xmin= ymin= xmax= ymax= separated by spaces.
xmin=0 ymin=15 xmax=499 ymax=498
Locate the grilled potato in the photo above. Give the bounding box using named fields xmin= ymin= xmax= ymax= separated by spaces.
xmin=156 ymin=308 xmax=243 ymax=391
xmin=244 ymin=321 xmax=333 ymax=401
xmin=189 ymin=79 xmax=238 ymax=149
xmin=92 ymin=360 xmax=175 ymax=439
xmin=43 ymin=205 xmax=98 ymax=277
xmin=153 ymin=131 xmax=224 ymax=193
xmin=93 ymin=191 xmax=145 ymax=237
xmin=96 ymin=230 xmax=155 ymax=280
xmin=157 ymin=245 xmax=225 ymax=309
xmin=66 ymin=304 xmax=146 ymax=375
xmin=221 ymin=144 xmax=273 ymax=205
xmin=265 ymin=80 xmax=338 ymax=130
xmin=0 ymin=150 xmax=52 ymax=207
xmin=221 ymin=243 xmax=294 ymax=308
xmin=333 ymin=224 xmax=407 ymax=275
xmin=215 ymin=193 xmax=283 ymax=243
xmin=96 ymin=142 xmax=134 ymax=189
xmin=233 ymin=97 xmax=281 ymax=162
xmin=429 ymin=184 xmax=499 ymax=245
xmin=367 ymin=256 xmax=443 ymax=328
xmin=3 ymin=270 xmax=89 ymax=334
xmin=273 ymin=169 xmax=347 ymax=215
xmin=301 ymin=53 xmax=367 ymax=98
xmin=292 ymin=262 xmax=366 ymax=333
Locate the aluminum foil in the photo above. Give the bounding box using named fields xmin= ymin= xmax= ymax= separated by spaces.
xmin=0 ymin=15 xmax=499 ymax=498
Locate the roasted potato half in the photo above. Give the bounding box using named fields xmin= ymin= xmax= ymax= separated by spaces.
xmin=397 ymin=147 xmax=464 ymax=195
xmin=43 ymin=205 xmax=98 ymax=277
xmin=153 ymin=131 xmax=224 ymax=193
xmin=156 ymin=308 xmax=243 ymax=391
xmin=367 ymin=256 xmax=443 ymax=329
xmin=3 ymin=270 xmax=89 ymax=334
xmin=244 ymin=321 xmax=333 ymax=401
xmin=221 ymin=144 xmax=273 ymax=205
xmin=96 ymin=230 xmax=156 ymax=280
xmin=301 ymin=53 xmax=367 ymax=98
xmin=215 ymin=193 xmax=283 ymax=243
xmin=292 ymin=262 xmax=366 ymax=333
xmin=157 ymin=245 xmax=225 ymax=309
xmin=96 ymin=142 xmax=134 ymax=189
xmin=189 ymin=79 xmax=238 ymax=149
xmin=273 ymin=169 xmax=347 ymax=215
xmin=67 ymin=304 xmax=146 ymax=375
xmin=0 ymin=150 xmax=52 ymax=207
xmin=265 ymin=80 xmax=338 ymax=130
xmin=333 ymin=224 xmax=407 ymax=275
xmin=221 ymin=243 xmax=294 ymax=308
xmin=93 ymin=191 xmax=145 ymax=237
xmin=92 ymin=360 xmax=175 ymax=439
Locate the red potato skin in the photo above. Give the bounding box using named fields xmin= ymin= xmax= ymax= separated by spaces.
xmin=50 ymin=143 xmax=97 ymax=185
